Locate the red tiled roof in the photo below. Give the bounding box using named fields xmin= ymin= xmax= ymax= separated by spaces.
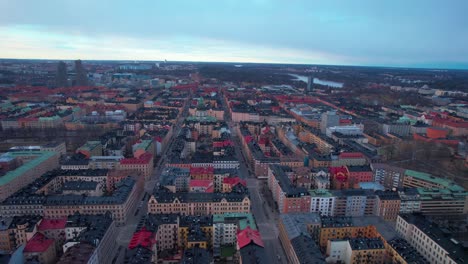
xmin=339 ymin=152 xmax=364 ymax=159
xmin=205 ymin=185 xmax=214 ymax=193
xmin=237 ymin=227 xmax=264 ymax=249
xmin=120 ymin=152 xmax=153 ymax=165
xmin=128 ymin=227 xmax=155 ymax=250
xmin=223 ymin=177 xmax=247 ymax=187
xmin=24 ymin=233 xmax=55 ymax=253
xmin=38 ymin=218 xmax=67 ymax=231
xmin=340 ymin=119 xmax=352 ymax=124
xmin=189 ymin=179 xmax=213 ymax=188
xmin=190 ymin=166 xmax=214 ymax=175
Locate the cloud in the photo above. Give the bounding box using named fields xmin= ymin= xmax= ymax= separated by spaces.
xmin=0 ymin=0 xmax=467 ymax=68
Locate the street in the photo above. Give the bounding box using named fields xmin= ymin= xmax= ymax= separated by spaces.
xmin=224 ymin=103 xmax=288 ymax=264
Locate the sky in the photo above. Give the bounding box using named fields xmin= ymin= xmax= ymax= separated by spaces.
xmin=1 ymin=0 xmax=468 ymax=69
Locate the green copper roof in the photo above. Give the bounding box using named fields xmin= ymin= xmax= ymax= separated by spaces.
xmin=0 ymin=151 xmax=57 ymax=186
xmin=213 ymin=213 xmax=257 ymax=231
xmin=405 ymin=170 xmax=465 ymax=192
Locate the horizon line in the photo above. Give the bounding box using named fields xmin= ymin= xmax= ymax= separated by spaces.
xmin=1 ymin=57 xmax=468 ymax=71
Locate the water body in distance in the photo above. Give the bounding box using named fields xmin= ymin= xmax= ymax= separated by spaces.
xmin=289 ymin=74 xmax=344 ymax=88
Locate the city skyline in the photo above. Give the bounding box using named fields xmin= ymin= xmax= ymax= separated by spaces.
xmin=1 ymin=0 xmax=468 ymax=69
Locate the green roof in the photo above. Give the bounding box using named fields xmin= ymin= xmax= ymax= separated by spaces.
xmin=78 ymin=141 xmax=101 ymax=152
xmin=309 ymin=189 xmax=333 ymax=197
xmin=133 ymin=140 xmax=153 ymax=151
xmin=185 ymin=115 xmax=218 ymax=122
xmin=213 ymin=213 xmax=257 ymax=231
xmin=220 ymin=245 xmax=236 ymax=258
xmin=0 ymin=151 xmax=57 ymax=186
xmin=405 ymin=170 xmax=465 ymax=192
xmin=416 ymin=188 xmax=468 ymax=200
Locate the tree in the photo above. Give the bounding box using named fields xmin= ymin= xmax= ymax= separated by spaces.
xmin=56 ymin=61 xmax=68 ymax=87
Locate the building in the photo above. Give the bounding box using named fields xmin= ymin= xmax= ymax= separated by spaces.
xmin=398 ymin=188 xmax=421 ymax=214
xmin=63 ymin=212 xmax=117 ymax=264
xmin=321 ymin=111 xmax=340 ymax=134
xmin=0 ymin=151 xmax=59 ymax=202
xmin=396 ymin=214 xmax=468 ymax=264
xmin=42 ymin=142 xmax=67 ymax=156
xmin=371 ymin=163 xmax=405 ymax=189
xmin=347 ymin=165 xmax=373 ymax=185
xmin=318 ymin=216 xmax=395 ymax=250
xmin=278 ymin=213 xmax=324 ymax=264
xmin=0 ymin=215 xmax=42 ymax=252
xmin=222 ymin=177 xmax=247 ymax=193
xmin=148 ymin=189 xmax=250 ymax=215
xmin=37 ymin=218 xmax=67 ymax=253
xmin=403 ymin=170 xmax=465 ymax=192
xmin=142 ymin=214 xmax=179 ymax=252
xmin=118 ymin=152 xmax=154 ymax=181
xmin=1 ymin=175 xmax=143 ymax=225
xmin=267 ymin=165 xmax=311 ymax=214
xmin=57 ymin=243 xmax=96 ymax=264
xmin=89 ymin=156 xmax=123 ymax=170
xmin=237 ymin=227 xmax=267 ymax=264
xmin=332 ymin=189 xmax=376 ymax=217
xmin=416 ymin=188 xmax=468 ymax=215
xmin=23 ymin=232 xmax=57 ymax=264
xmin=76 ymin=141 xmax=102 ymax=158
xmin=179 ymin=215 xmax=213 ymax=249
xmin=326 ymin=237 xmax=385 ymax=264
xmin=309 ymin=189 xmax=335 ymax=216
xmin=375 ymin=190 xmax=401 ymax=221
xmin=386 ymin=238 xmax=429 ymax=264
xmin=212 ymin=213 xmax=256 ymax=258
xmin=181 ymin=247 xmax=213 ymax=264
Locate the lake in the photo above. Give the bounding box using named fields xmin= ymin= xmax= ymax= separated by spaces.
xmin=289 ymin=74 xmax=344 ymax=88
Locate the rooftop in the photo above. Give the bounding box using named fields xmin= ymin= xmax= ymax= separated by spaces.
xmin=213 ymin=213 xmax=257 ymax=231
xmin=348 ymin=237 xmax=385 ymax=250
xmin=24 ymin=232 xmax=54 ymax=253
xmin=280 ymin=213 xmax=321 ymax=241
xmin=0 ymin=151 xmax=57 ymax=186
xmin=399 ymin=214 xmax=468 ymax=263
xmin=291 ymin=234 xmax=326 ymax=264
xmin=38 ymin=218 xmax=67 ymax=230
xmin=237 ymin=226 xmax=264 ymax=249
xmin=387 ymin=238 xmax=429 ymax=264
xmin=62 ymin=180 xmax=98 ymax=191
xmin=181 ymin=247 xmax=212 ymax=264
xmin=270 ymin=165 xmax=309 ymax=197
xmin=405 ymin=170 xmax=465 ymax=192
xmin=152 ymin=188 xmax=249 ymax=203
xmin=57 ymin=243 xmax=96 ymax=264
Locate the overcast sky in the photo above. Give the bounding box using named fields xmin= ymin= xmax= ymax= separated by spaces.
xmin=1 ymin=0 xmax=467 ymax=68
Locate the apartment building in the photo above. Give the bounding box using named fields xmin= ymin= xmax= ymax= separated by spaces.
xmin=212 ymin=213 xmax=256 ymax=258
xmin=278 ymin=213 xmax=325 ymax=264
xmin=148 ymin=190 xmax=251 ymax=215
xmin=0 ymin=151 xmax=59 ymax=202
xmin=375 ymin=190 xmax=401 ymax=221
xmin=385 ymin=238 xmax=429 ymax=264
xmin=371 ymin=163 xmax=405 ymax=189
xmin=309 ymin=189 xmax=335 ymax=216
xmin=267 ymin=165 xmax=311 ymax=214
xmin=332 ymin=189 xmax=376 ymax=217
xmin=118 ymin=152 xmax=154 ymax=180
xmin=403 ymin=170 xmax=465 ymax=192
xmin=326 ymin=237 xmax=385 ymax=264
xmin=396 ymin=214 xmax=468 ymax=264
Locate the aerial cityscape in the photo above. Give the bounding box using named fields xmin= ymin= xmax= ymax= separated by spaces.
xmin=0 ymin=1 xmax=468 ymax=264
